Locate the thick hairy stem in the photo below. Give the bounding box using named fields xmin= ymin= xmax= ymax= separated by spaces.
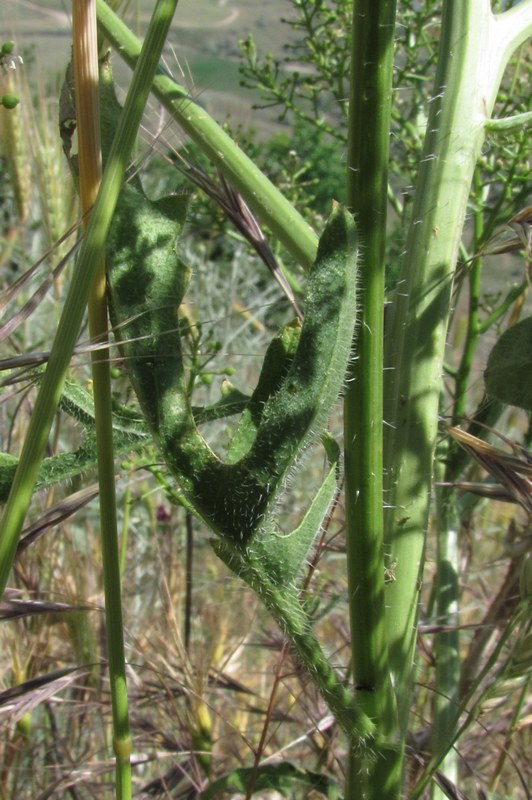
xmin=214 ymin=540 xmax=376 ymax=744
xmin=383 ymin=0 xmax=532 ymax=733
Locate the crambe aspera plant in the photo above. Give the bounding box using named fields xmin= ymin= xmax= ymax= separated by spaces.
xmin=0 ymin=0 xmax=531 ymax=798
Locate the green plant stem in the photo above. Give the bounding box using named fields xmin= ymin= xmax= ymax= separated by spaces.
xmin=343 ymin=0 xmax=399 ymax=795
xmin=95 ymin=0 xmax=318 ymax=271
xmin=452 ymin=171 xmax=484 ymax=426
xmin=0 ymin=0 xmax=178 ymax=591
xmin=119 ymin=481 xmax=131 ymax=578
xmin=431 ymin=484 xmax=460 ymax=799
xmin=382 ymin=0 xmax=532 ymax=747
xmin=430 ymin=204 xmax=480 ymax=791
xmin=486 ymin=108 xmax=532 ymax=132
xmin=72 ymin=2 xmax=132 ymax=795
xmin=215 ymin=540 xmax=376 ymax=743
xmin=184 ymin=511 xmax=193 ymax=652
xmin=478 ymin=280 xmax=528 ymax=334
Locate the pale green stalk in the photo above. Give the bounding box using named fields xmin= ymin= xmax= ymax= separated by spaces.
xmin=430 ymin=173 xmax=484 ymax=798
xmin=343 ymin=0 xmax=399 ymax=797
xmin=431 ymin=484 xmax=460 ymax=798
xmin=119 ymin=481 xmax=132 ymax=578
xmin=382 ymin=0 xmax=532 ymax=776
xmin=95 ymin=0 xmax=318 ymax=270
xmin=0 ymin=0 xmax=178 ymax=600
xmin=486 ymin=108 xmax=532 ymax=132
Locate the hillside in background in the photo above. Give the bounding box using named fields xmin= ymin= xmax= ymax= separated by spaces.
xmin=1 ymin=0 xmax=292 ymax=130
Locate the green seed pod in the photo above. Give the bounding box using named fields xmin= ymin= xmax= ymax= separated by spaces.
xmin=1 ymin=93 xmax=19 ymax=110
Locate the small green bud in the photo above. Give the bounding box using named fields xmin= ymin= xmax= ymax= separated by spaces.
xmin=16 ymin=712 xmax=32 ymax=739
xmin=200 ymin=373 xmax=213 ymax=386
xmin=1 ymin=41 xmax=15 ymax=56
xmin=1 ymin=93 xmax=19 ymax=110
xmin=224 ymin=366 xmax=235 ymax=376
